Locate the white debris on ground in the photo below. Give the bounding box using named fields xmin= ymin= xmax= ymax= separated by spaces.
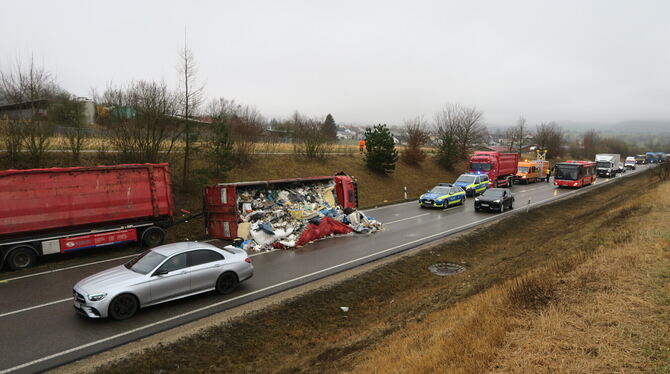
xmin=234 ymin=181 xmax=383 ymax=252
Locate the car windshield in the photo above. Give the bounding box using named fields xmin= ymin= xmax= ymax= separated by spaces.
xmin=456 ymin=176 xmax=476 ymax=184
xmin=483 ymin=189 xmax=504 ymax=197
xmin=596 ymin=161 xmax=611 ymax=168
xmin=125 ymin=250 xmax=167 ymax=274
xmin=470 ymin=163 xmax=491 ymax=171
xmin=429 ymin=186 xmax=451 ymax=194
xmin=555 ymin=165 xmax=580 ymax=180
xmin=517 ymin=166 xmax=529 ymax=173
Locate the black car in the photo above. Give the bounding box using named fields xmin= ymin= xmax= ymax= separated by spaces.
xmin=474 ymin=188 xmax=514 ymax=213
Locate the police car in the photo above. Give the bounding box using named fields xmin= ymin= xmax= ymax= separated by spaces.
xmin=454 ymin=173 xmax=490 ymax=197
xmin=418 ymin=183 xmax=466 ymax=208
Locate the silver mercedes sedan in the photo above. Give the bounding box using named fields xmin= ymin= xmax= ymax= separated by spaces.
xmin=73 ymin=242 xmax=253 ymax=320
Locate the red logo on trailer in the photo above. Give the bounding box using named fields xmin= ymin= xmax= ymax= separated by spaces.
xmin=59 ymin=229 xmax=138 ymax=252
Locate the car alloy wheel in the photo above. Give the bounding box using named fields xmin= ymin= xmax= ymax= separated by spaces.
xmin=109 ymin=294 xmax=139 ymax=320
xmin=216 ymin=272 xmax=239 ymax=295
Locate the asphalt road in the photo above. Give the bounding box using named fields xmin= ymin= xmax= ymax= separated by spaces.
xmin=0 ymin=165 xmax=652 ymax=374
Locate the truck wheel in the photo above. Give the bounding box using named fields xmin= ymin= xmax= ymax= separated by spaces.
xmin=141 ymin=226 xmax=165 ymax=248
xmin=108 ymin=294 xmax=139 ymax=320
xmin=6 ymin=245 xmax=37 ymax=270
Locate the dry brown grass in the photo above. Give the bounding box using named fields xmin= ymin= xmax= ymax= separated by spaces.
xmin=92 ymin=166 xmax=667 ymax=374
xmin=344 ymin=181 xmax=670 ymax=374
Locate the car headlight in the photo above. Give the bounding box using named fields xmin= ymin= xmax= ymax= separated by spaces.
xmin=474 ymin=198 xmax=479 ymax=202
xmin=88 ymin=293 xmax=107 ymax=302
xmin=494 ymin=199 xmax=501 ymax=203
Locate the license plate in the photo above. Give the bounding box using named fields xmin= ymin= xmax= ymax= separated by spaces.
xmin=481 ymin=203 xmax=489 ymax=207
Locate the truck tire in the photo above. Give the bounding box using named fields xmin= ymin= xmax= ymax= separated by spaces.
xmin=6 ymin=245 xmax=37 ymax=271
xmin=141 ymin=226 xmax=165 ymax=248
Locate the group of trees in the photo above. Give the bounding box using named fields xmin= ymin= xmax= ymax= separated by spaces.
xmin=0 ymin=58 xmax=89 ymax=167
xmin=5 ymin=54 xmax=664 ymax=183
xmin=362 ymin=103 xmax=488 ymax=174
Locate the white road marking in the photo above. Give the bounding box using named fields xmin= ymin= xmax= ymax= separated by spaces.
xmin=385 ymin=213 xmax=431 ymax=225
xmin=0 ymin=254 xmax=138 ymax=283
xmin=366 ymin=200 xmax=416 ymax=212
xmin=0 ymin=298 xmax=72 ymax=319
xmin=0 ymin=169 xmax=647 ymax=373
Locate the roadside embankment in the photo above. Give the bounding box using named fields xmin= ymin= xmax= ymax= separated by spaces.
xmin=71 ymin=166 xmax=669 ymax=374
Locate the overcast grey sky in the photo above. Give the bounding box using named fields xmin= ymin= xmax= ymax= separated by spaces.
xmin=1 ymin=0 xmax=669 ymax=126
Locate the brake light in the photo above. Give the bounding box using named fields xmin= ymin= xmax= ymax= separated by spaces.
xmin=245 ymin=257 xmax=252 ymax=263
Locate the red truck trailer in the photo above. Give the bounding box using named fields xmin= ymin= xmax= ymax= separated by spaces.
xmin=468 ymin=151 xmax=519 ymax=188
xmin=0 ymin=164 xmax=174 ymax=270
xmin=204 ymin=175 xmax=358 ymax=240
xmin=553 ymin=160 xmax=596 ymax=188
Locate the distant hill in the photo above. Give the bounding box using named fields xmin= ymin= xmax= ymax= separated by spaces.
xmin=540 ymin=120 xmax=670 ymax=134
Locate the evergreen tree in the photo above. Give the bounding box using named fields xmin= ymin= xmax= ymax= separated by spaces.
xmin=208 ymin=120 xmax=235 ymax=177
xmin=322 ymin=113 xmax=337 ymax=141
xmin=364 ymin=124 xmax=399 ymax=174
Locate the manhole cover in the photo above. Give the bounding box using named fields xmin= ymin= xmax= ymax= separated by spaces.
xmin=429 ymin=262 xmax=466 ymax=276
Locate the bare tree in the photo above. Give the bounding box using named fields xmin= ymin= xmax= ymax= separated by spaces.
xmin=0 ymin=57 xmax=59 ymax=105
xmin=506 ymin=116 xmax=527 ymax=156
xmin=49 ymin=94 xmax=88 ymax=161
xmin=582 ymin=129 xmax=599 ymax=159
xmin=433 ymin=104 xmax=462 ymax=169
xmin=294 ymin=118 xmax=329 ymax=159
xmin=178 ymin=38 xmax=205 ymax=188
xmin=23 ymin=119 xmax=53 ymax=167
xmin=0 ymin=117 xmax=25 ymax=167
xmin=0 ymin=58 xmax=61 ymax=167
xmin=454 ymin=105 xmax=486 ymax=158
xmin=534 ymin=121 xmax=564 ymax=158
xmin=401 ymin=116 xmax=429 ymax=165
xmin=99 ymin=81 xmax=180 ymax=163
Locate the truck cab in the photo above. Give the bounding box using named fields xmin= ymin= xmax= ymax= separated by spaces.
xmin=514 ymin=160 xmax=549 ymax=184
xmin=595 ymin=154 xmax=621 ymax=178
xmin=624 ymin=157 xmax=636 ymax=170
xmin=468 ymin=151 xmax=518 ymax=188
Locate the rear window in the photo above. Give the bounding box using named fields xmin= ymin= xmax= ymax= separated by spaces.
xmin=483 ymin=189 xmax=505 ymax=197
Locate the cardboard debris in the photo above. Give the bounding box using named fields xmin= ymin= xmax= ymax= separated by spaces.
xmin=233 ymin=181 xmax=383 ymax=252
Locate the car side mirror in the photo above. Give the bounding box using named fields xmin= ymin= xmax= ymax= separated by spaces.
xmin=153 ymin=269 xmax=168 ymax=276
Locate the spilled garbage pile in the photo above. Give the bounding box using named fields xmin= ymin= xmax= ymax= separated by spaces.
xmin=234 ymin=181 xmax=382 ymax=252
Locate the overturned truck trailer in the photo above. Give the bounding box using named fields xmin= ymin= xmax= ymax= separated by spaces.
xmin=204 ymin=175 xmax=358 ymax=240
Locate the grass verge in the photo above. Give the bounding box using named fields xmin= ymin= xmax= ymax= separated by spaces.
xmin=88 ymin=164 xmax=668 ymax=373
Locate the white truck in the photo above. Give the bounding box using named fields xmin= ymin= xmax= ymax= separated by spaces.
xmin=595 ymin=154 xmax=621 ymax=178
xmin=624 ymin=156 xmax=637 ymax=170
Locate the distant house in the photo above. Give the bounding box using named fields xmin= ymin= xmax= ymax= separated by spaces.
xmin=336 ymin=127 xmax=355 ymax=140
xmin=479 ymin=144 xmax=535 ymax=153
xmin=0 ymin=98 xmax=96 ymax=125
xmin=0 ymin=99 xmax=49 ymax=120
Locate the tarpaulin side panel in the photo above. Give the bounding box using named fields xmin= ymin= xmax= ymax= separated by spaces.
xmin=0 ymin=164 xmax=173 ymax=238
